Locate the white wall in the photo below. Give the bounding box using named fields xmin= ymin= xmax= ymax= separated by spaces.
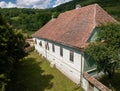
xmin=82 ymin=78 xmax=89 ymax=91
xmin=33 ymin=38 xmax=84 ymax=84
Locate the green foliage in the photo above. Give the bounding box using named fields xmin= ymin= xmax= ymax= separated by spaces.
xmin=85 ymin=23 xmax=120 ymax=78
xmin=97 ymin=23 xmax=120 ymax=49
xmin=100 ymin=69 xmax=120 ymax=91
xmin=0 ymin=8 xmax=52 ymax=34
xmin=52 ymin=12 xmax=60 ymax=18
xmin=0 ymin=13 xmax=26 ymax=91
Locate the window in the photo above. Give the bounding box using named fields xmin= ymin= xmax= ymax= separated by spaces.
xmin=70 ymin=50 xmax=74 ymax=62
xmin=45 ymin=42 xmax=49 ymax=50
xmin=35 ymin=39 xmax=37 ymax=44
xmin=52 ymin=44 xmax=55 ymax=52
xmin=39 ymin=41 xmax=42 ymax=47
xmin=60 ymin=47 xmax=63 ymax=57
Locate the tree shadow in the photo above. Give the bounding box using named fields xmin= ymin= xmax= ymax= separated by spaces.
xmin=6 ymin=57 xmax=54 ymax=91
xmin=99 ymin=70 xmax=120 ymax=91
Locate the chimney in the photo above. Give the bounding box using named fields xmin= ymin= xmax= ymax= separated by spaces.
xmin=76 ymin=4 xmax=81 ymax=9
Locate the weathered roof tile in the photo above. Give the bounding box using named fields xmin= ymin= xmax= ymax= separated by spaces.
xmin=33 ymin=4 xmax=117 ymax=48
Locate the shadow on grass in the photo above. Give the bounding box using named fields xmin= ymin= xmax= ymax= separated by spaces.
xmin=99 ymin=70 xmax=120 ymax=91
xmin=6 ymin=57 xmax=54 ymax=91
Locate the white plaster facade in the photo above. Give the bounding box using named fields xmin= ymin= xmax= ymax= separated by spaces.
xmin=33 ymin=37 xmax=85 ymax=84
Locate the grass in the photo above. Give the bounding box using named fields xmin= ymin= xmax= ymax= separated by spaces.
xmin=99 ymin=69 xmax=120 ymax=91
xmin=7 ymin=51 xmax=83 ymax=91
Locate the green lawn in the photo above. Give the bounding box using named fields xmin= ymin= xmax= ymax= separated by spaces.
xmin=7 ymin=51 xmax=83 ymax=91
xmin=99 ymin=69 xmax=120 ymax=91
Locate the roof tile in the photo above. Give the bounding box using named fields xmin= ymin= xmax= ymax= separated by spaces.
xmin=33 ymin=4 xmax=117 ymax=48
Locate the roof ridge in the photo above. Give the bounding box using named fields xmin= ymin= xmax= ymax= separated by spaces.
xmin=58 ymin=3 xmax=97 ymax=17
xmin=95 ymin=4 xmax=118 ymax=26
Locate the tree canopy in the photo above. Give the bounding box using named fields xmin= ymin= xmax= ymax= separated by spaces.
xmin=0 ymin=8 xmax=52 ymax=34
xmin=85 ymin=23 xmax=120 ymax=78
xmin=0 ymin=13 xmax=26 ymax=90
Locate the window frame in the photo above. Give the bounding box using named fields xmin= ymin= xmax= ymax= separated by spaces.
xmin=35 ymin=39 xmax=37 ymax=44
xmin=60 ymin=47 xmax=63 ymax=57
xmin=45 ymin=42 xmax=49 ymax=50
xmin=70 ymin=50 xmax=74 ymax=62
xmin=52 ymin=44 xmax=55 ymax=52
xmin=39 ymin=41 xmax=42 ymax=47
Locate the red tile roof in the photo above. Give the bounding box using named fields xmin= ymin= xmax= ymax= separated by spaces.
xmin=32 ymin=4 xmax=117 ymax=48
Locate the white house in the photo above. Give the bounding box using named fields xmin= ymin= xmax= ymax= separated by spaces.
xmin=32 ymin=4 xmax=117 ymax=91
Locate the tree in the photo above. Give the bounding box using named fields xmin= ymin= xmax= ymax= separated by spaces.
xmin=0 ymin=13 xmax=26 ymax=91
xmin=52 ymin=12 xmax=60 ymax=18
xmin=85 ymin=23 xmax=120 ymax=78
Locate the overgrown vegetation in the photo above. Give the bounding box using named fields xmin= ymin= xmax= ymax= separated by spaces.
xmin=99 ymin=69 xmax=120 ymax=91
xmin=85 ymin=23 xmax=120 ymax=88
xmin=0 ymin=0 xmax=120 ymax=36
xmin=0 ymin=13 xmax=26 ymax=91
